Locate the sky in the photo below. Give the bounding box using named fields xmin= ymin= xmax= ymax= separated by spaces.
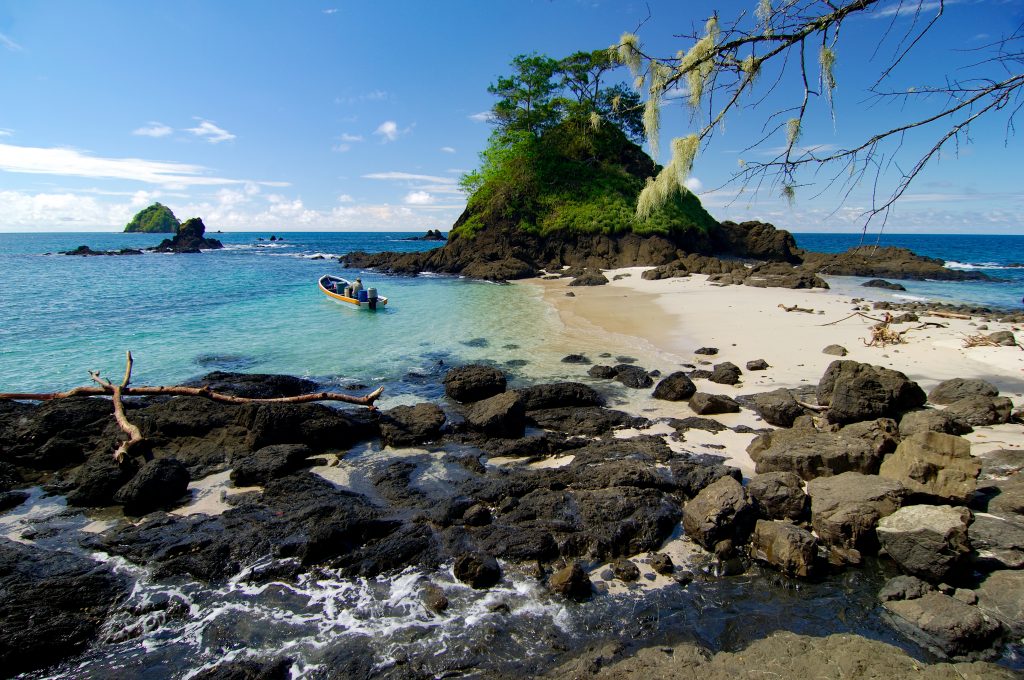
xmin=0 ymin=0 xmax=1022 ymax=234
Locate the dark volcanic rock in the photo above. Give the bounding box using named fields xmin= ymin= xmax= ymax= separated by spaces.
xmin=708 ymin=361 xmax=742 ymax=385
xmin=669 ymin=460 xmax=742 ymax=498
xmin=688 ymin=392 xmax=740 ymax=415
xmin=0 ymin=539 xmax=130 ymax=676
xmin=944 ymin=395 xmax=1013 ymax=427
xmin=560 ymin=353 xmax=592 ymax=364
xmin=801 ymin=246 xmax=993 ymax=282
xmin=816 ymin=360 xmax=926 ymax=424
xmin=114 ymin=457 xmax=190 ymax=515
xmin=747 ymin=420 xmax=897 ymax=479
xmin=151 ymin=217 xmax=223 ymax=253
xmin=968 ymin=514 xmax=1024 ymax=570
xmin=745 ymin=359 xmax=769 ymax=371
xmin=527 ymin=406 xmax=645 ymax=436
xmin=747 ymin=471 xmax=807 ymax=521
xmin=568 ymin=269 xmax=609 ymax=286
xmin=1 ymin=396 xmax=115 ymax=469
xmin=465 ymin=391 xmax=526 ymax=438
xmin=186 ymin=371 xmax=319 ymax=399
xmin=806 ymin=472 xmax=906 ymax=555
xmin=230 ymin=444 xmax=314 ymax=486
xmin=682 ymin=476 xmax=755 ymax=556
xmin=378 ymin=403 xmax=446 ymax=446
xmin=453 ymin=552 xmax=501 ymax=589
xmin=66 ymin=453 xmax=140 ymax=507
xmin=60 ymin=245 xmax=143 ymax=256
xmin=548 ymin=562 xmax=592 ymax=600
xmin=882 ymin=591 xmax=1002 ymax=659
xmin=976 ymin=569 xmax=1024 ymax=637
xmin=587 ymin=365 xmax=618 ymax=379
xmin=515 ymin=382 xmax=604 ymax=410
xmin=613 ymin=364 xmax=654 ymax=389
xmin=862 ymin=279 xmax=906 ymax=291
xmin=928 ymin=378 xmax=999 ymax=405
xmin=192 ymin=658 xmax=291 ymax=680
xmin=876 ymin=505 xmax=972 ymax=583
xmin=611 ymin=557 xmax=640 ymax=582
xmin=652 ymin=372 xmax=697 ymax=401
xmin=898 ymin=408 xmax=972 ymax=437
xmin=750 ymin=388 xmax=804 ymax=427
xmin=443 ymin=364 xmax=507 ymax=403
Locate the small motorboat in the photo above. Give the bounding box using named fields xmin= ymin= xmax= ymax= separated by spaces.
xmin=318 ymin=274 xmax=388 ymax=310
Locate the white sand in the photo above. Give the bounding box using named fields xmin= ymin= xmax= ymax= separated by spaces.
xmin=524 ymin=268 xmax=1024 ymax=476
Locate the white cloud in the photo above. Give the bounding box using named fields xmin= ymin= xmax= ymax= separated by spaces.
xmin=332 ymin=144 xmax=352 ymax=153
xmin=338 ymin=193 xmax=354 ymax=202
xmin=684 ymin=177 xmax=703 ymax=193
xmin=468 ymin=111 xmax=494 ymax=123
xmin=404 ymin=191 xmax=434 ymax=205
xmin=0 ymin=142 xmax=285 ymax=189
xmin=0 ymin=129 xmax=12 ymax=137
xmin=323 ymin=8 xmax=338 ymax=14
xmin=340 ymin=133 xmax=363 ymax=142
xmin=374 ymin=120 xmax=400 ymax=142
xmin=0 ymin=32 xmax=22 ymax=52
xmin=440 ymin=146 xmax=456 ymax=154
xmin=133 ymin=122 xmax=173 ymax=138
xmin=186 ymin=119 xmax=236 ymax=144
xmin=872 ymin=0 xmax=956 ymax=19
xmin=363 ymin=171 xmax=456 ymax=184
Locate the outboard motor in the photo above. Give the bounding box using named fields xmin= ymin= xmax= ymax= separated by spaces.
xmin=367 ymin=287 xmax=378 ymax=310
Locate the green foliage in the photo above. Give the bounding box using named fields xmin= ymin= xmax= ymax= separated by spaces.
xmin=489 ymin=54 xmax=563 ymax=142
xmin=124 ymin=202 xmax=180 ymax=233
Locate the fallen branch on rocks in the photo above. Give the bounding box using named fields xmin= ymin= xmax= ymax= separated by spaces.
xmin=0 ymin=351 xmax=385 ymax=461
xmin=962 ymin=333 xmax=1024 ymax=350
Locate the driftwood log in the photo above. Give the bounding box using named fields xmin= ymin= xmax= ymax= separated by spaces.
xmin=0 ymin=351 xmax=384 ymax=462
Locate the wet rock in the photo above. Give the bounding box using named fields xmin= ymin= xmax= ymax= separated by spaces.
xmin=883 ymin=591 xmax=1001 ymax=659
xmin=898 ymin=408 xmax=972 ymax=437
xmin=515 ymin=382 xmax=604 ymax=410
xmin=968 ymin=514 xmax=1024 ymax=570
xmin=670 ymin=460 xmax=742 ymax=498
xmin=587 ymin=365 xmax=618 ymax=379
xmin=0 ymin=461 xmax=20 ymax=492
xmin=652 ymin=372 xmax=697 ymax=401
xmin=816 ymin=360 xmax=926 ymax=424
xmin=187 ymin=371 xmax=317 ymax=399
xmin=114 ymin=457 xmax=190 ymax=515
xmin=862 ymin=278 xmax=906 ymax=291
xmin=453 ymin=551 xmax=501 ymax=589
xmin=987 ymin=330 xmax=1017 ymax=346
xmin=876 ymin=505 xmax=971 ymax=583
xmin=1 ymin=396 xmax=114 ymax=469
xmin=708 ymin=362 xmax=742 ymax=385
xmin=928 ymin=378 xmax=999 ymax=405
xmin=807 ymin=472 xmax=906 ymax=555
xmin=613 ymin=365 xmax=654 ymax=389
xmin=688 ymin=392 xmax=740 ymax=415
xmin=649 ymin=553 xmax=674 ymax=574
xmin=0 ymin=490 xmax=29 ymax=511
xmin=462 ymin=503 xmax=492 ymax=527
xmin=748 ymin=419 xmax=897 ymax=480
xmin=822 ymin=344 xmax=848 ymax=356
xmin=975 ymin=569 xmax=1024 ymax=636
xmin=421 ymin=584 xmax=449 ymax=613
xmin=977 ymin=475 xmax=1024 ymax=517
xmin=745 ymin=359 xmax=769 ymax=371
xmin=747 ymin=471 xmax=807 ymax=521
xmin=443 ymin=365 xmax=507 ymax=403
xmin=878 ymin=574 xmax=934 ymax=602
xmin=561 ymin=354 xmax=591 ymax=364
xmin=465 ymin=391 xmax=526 ymax=438
xmin=230 ymin=444 xmax=313 ymax=486
xmin=750 ymin=388 xmax=804 ymax=427
xmin=682 ymin=476 xmax=755 ymax=556
xmin=548 ymin=562 xmax=592 ymax=600
xmin=611 ymin=558 xmax=640 ymax=582
xmin=751 ymin=520 xmax=818 ymax=578
xmin=944 ymin=395 xmax=1013 ymax=427
xmin=378 ymin=403 xmax=446 ymax=446
xmin=0 ymin=539 xmax=131 ymax=676
xmin=527 ymin=406 xmax=645 ymax=436
xmin=694 ymin=347 xmax=718 ymax=355
xmin=233 ymin=401 xmax=373 ymax=454
xmin=879 ymin=431 xmax=980 ymax=503
xmin=669 ymin=416 xmax=729 ymax=434
xmin=65 ymin=453 xmax=140 ymax=507
xmin=192 ymin=658 xmax=291 ymax=680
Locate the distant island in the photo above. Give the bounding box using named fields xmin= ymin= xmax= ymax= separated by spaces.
xmin=124 ymin=202 xmax=180 ymax=233
xmin=403 ymin=229 xmax=447 ymax=242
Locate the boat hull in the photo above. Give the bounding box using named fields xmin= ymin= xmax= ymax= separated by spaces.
xmin=318 ymin=275 xmax=388 ymax=309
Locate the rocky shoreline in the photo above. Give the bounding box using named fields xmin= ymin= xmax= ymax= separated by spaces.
xmin=2 ymin=342 xmax=1022 ymax=676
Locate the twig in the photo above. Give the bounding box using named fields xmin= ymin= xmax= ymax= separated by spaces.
xmin=778 ymin=303 xmax=815 ymax=314
xmin=89 ymin=351 xmax=145 ymax=463
xmin=820 ymin=311 xmax=888 ymax=326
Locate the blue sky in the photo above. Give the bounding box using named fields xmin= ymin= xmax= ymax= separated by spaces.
xmin=0 ymin=0 xmax=1021 ymax=233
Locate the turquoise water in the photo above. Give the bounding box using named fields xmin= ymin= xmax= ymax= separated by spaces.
xmin=0 ymin=233 xmax=563 ymax=400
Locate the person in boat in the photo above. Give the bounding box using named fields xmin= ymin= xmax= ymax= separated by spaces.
xmin=350 ymin=277 xmax=363 ymax=297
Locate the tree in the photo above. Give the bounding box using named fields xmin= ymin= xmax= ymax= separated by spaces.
xmin=488 ymin=53 xmax=563 ymax=140
xmin=614 ymin=0 xmax=1023 ymax=227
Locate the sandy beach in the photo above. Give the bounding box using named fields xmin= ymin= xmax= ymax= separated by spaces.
xmin=529 ymin=267 xmax=1024 ymax=475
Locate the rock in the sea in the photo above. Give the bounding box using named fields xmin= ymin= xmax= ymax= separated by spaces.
xmin=613 ymin=364 xmax=654 ymax=389
xmin=560 ymin=353 xmax=591 ymax=364
xmin=708 ymin=361 xmax=742 ymax=385
xmin=187 ymin=371 xmax=318 ymax=399
xmin=652 ymin=371 xmax=697 ymax=401
xmin=944 ymin=394 xmax=1013 ymax=427
xmin=876 ymin=505 xmax=971 ymax=583
xmin=378 ymin=403 xmax=446 ymax=446
xmin=230 ymin=444 xmax=312 ymax=486
xmin=65 ymin=454 xmax=140 ymax=507
xmin=688 ymin=392 xmax=740 ymax=415
xmin=587 ymin=364 xmax=617 ymax=379
xmin=821 ymin=344 xmax=848 ymax=356
xmin=548 ymin=562 xmax=592 ymax=600
xmin=694 ymin=347 xmax=718 ymax=355
xmin=751 ymin=520 xmax=818 ymax=578
xmin=0 ymin=539 xmax=130 ymax=676
xmin=465 ymin=391 xmax=526 ymax=438
xmin=883 ymin=591 xmax=1001 ymax=659
xmin=515 ymin=381 xmax=604 ymax=410
xmin=649 ymin=553 xmax=674 ymax=575
xmin=151 ymin=217 xmax=223 ymax=253
xmin=878 ymin=431 xmax=980 ymax=503
xmin=806 ymin=472 xmax=906 ymax=556
xmin=453 ymin=552 xmax=501 ymax=589
xmin=421 ymin=583 xmax=449 ymax=613
xmin=114 ymin=457 xmax=190 ymax=515
xmin=862 ymin=278 xmax=907 ymax=291
xmin=747 ymin=419 xmax=897 ymax=480
xmin=191 ymin=658 xmax=291 ymax=680
xmin=878 ymin=574 xmax=934 ymax=603
xmin=682 ymin=476 xmax=755 ymax=556
xmin=816 ymin=360 xmax=926 ymax=424
xmin=928 ymin=378 xmax=999 ymax=405
xmin=750 ymin=388 xmax=804 ymax=427
xmin=747 ymin=471 xmax=807 ymax=521
xmin=443 ymin=364 xmax=507 ymax=403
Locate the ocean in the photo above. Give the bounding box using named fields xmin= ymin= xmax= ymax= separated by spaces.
xmin=2 ymin=230 xmax=1022 ymax=677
